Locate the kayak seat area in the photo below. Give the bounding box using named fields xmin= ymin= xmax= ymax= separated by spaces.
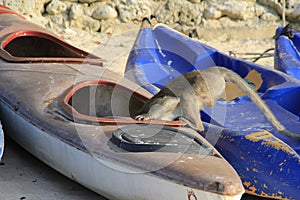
xmin=3 ymin=35 xmax=85 ymax=58
xmin=55 ymin=80 xmax=186 ymax=126
xmin=68 ymin=83 xmax=145 ymax=119
xmin=0 ymin=31 xmax=104 ymax=65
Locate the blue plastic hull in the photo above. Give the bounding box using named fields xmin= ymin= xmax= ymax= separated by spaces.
xmin=125 ymin=22 xmax=300 ymax=199
xmin=274 ymin=26 xmax=300 ymax=80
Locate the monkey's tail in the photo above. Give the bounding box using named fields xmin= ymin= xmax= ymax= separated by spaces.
xmin=216 ymin=66 xmax=300 ymax=140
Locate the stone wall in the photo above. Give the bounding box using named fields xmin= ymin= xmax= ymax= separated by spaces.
xmin=1 ymin=0 xmax=299 ymax=36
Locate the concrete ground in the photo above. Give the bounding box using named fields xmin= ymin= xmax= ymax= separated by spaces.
xmin=0 ymin=137 xmax=272 ymax=200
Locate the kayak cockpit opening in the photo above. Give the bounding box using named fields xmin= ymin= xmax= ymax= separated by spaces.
xmin=68 ymin=81 xmax=145 ymax=119
xmin=53 ymin=80 xmax=186 ymax=127
xmin=4 ymin=34 xmax=81 ymax=58
xmin=0 ymin=31 xmax=104 ymax=65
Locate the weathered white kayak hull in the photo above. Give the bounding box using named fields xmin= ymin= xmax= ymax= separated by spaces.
xmin=0 ymin=97 xmax=242 ymax=200
xmin=0 ymin=7 xmax=244 ymax=199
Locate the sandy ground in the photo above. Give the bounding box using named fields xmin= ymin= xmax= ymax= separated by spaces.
xmin=0 ymin=23 xmax=278 ymax=200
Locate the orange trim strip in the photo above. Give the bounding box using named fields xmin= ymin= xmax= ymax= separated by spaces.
xmin=0 ymin=9 xmax=25 ymax=19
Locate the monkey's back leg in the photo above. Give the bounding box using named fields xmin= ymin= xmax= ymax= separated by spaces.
xmin=179 ymin=91 xmax=205 ymax=131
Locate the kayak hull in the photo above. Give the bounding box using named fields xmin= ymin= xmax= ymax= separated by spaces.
xmin=274 ymin=26 xmax=300 ymax=80
xmin=0 ymin=101 xmax=243 ymax=200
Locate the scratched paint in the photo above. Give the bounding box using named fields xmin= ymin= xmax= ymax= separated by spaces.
xmin=239 ymin=131 xmax=300 ymax=198
xmin=245 ymin=131 xmax=296 ymax=155
xmin=244 ymin=181 xmax=289 ymax=200
xmin=187 ymin=190 xmax=198 ymax=200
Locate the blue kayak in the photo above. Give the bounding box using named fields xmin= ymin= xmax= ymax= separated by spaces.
xmin=274 ymin=24 xmax=300 ymax=79
xmin=125 ymin=19 xmax=300 ymax=199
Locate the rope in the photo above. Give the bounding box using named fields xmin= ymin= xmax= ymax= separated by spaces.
xmin=282 ymin=0 xmax=286 ymax=27
xmin=229 ymin=48 xmax=274 ymax=63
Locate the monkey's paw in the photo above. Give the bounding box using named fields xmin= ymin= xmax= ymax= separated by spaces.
xmin=135 ymin=114 xmax=150 ymax=121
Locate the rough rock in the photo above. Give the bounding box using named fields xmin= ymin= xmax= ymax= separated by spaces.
xmin=46 ymin=0 xmax=67 ymax=15
xmin=26 ymin=15 xmax=50 ymax=27
xmin=254 ymin=4 xmax=267 ymax=17
xmin=153 ymin=0 xmax=203 ymax=27
xmin=285 ymin=4 xmax=300 ymax=21
xmin=260 ymin=12 xmax=280 ymax=22
xmin=70 ymin=16 xmax=101 ymax=32
xmin=78 ymin=0 xmax=106 ymax=3
xmin=117 ymin=0 xmax=151 ymax=22
xmin=92 ymin=5 xmax=118 ymax=20
xmin=257 ymin=0 xmax=299 ymax=22
xmin=47 ymin=14 xmax=64 ymax=25
xmin=0 ymin=0 xmax=49 ymax=16
xmin=217 ymin=1 xmax=256 ymax=20
xmin=187 ymin=0 xmax=202 ymax=3
xmin=257 ymin=0 xmax=283 ymax=15
xmin=69 ymin=3 xmax=85 ymax=20
xmin=203 ymin=6 xmax=222 ymax=20
xmin=4 ymin=0 xmax=300 ymax=37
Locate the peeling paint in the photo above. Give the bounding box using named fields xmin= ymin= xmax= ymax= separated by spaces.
xmin=269 ymin=170 xmax=273 ymax=176
xmin=279 ymin=160 xmax=286 ymax=167
xmin=280 ymin=167 xmax=283 ymax=172
xmin=245 ymin=131 xmax=295 ymax=155
xmin=187 ymin=190 xmax=198 ymax=200
xmin=260 ymin=191 xmax=268 ymax=196
xmin=42 ymin=97 xmax=55 ymax=104
xmin=252 ymin=168 xmax=259 ymax=173
xmin=243 ymin=181 xmax=251 ymax=187
xmin=245 ymin=181 xmax=288 ymax=200
xmin=245 ymin=131 xmax=272 ymax=142
xmin=249 ymin=186 xmax=257 ymax=193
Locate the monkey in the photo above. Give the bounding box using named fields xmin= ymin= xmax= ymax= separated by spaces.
xmin=135 ymin=66 xmax=300 ymax=139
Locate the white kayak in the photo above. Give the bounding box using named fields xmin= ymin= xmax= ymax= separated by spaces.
xmin=0 ymin=7 xmax=244 ymax=200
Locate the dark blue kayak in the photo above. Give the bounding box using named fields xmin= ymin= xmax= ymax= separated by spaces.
xmin=274 ymin=24 xmax=300 ymax=79
xmin=125 ymin=19 xmax=300 ymax=199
